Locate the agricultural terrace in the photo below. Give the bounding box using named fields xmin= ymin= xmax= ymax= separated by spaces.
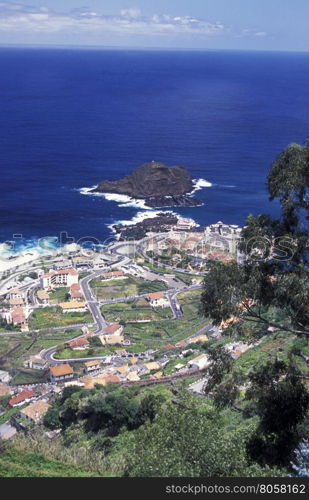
xmin=90 ymin=275 xmax=168 ymax=301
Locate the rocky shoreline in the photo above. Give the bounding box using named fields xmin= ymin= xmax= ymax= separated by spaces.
xmin=91 ymin=161 xmax=202 ymax=208
xmin=112 ymin=212 xmax=179 ymax=240
xmin=144 ymin=194 xmax=202 ymax=208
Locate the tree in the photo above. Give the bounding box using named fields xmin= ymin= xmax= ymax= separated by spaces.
xmin=201 ymin=141 xmax=309 ymax=338
xmin=136 ymin=393 xmax=165 ymax=425
xmin=267 ymin=142 xmax=309 ymax=230
xmin=199 ymin=141 xmax=309 ymax=470
xmin=43 ymin=407 xmax=61 ymax=430
xmin=124 ymin=392 xmax=285 ymax=477
xmin=245 ymin=358 xmax=309 ymax=468
xmin=88 ymin=336 xmax=102 ymax=347
xmin=82 ymin=391 xmax=140 ymax=436
xmin=203 ymin=345 xmax=234 ymax=393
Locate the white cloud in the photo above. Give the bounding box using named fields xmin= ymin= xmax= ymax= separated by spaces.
xmin=240 ymin=28 xmax=268 ymax=38
xmin=0 ymin=3 xmax=266 ymax=42
xmin=120 ymin=8 xmax=142 ymax=19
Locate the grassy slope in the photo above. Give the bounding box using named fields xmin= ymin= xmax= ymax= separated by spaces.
xmin=0 ymin=449 xmax=98 ymax=477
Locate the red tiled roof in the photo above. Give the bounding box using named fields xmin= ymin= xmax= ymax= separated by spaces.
xmin=9 ymin=389 xmax=35 ymax=407
xmin=147 ymin=292 xmax=166 ymax=300
xmin=50 ymin=364 xmax=73 ymax=377
xmin=70 ymin=283 xmax=84 ymax=299
xmin=68 ymin=337 xmax=89 ymax=348
xmin=104 ymin=324 xmax=122 ymax=334
xmin=11 ymin=307 xmax=26 ymax=324
xmin=44 ymin=268 xmax=78 ymax=278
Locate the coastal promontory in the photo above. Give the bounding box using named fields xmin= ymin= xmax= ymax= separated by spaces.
xmin=91 ymin=161 xmax=202 ymax=208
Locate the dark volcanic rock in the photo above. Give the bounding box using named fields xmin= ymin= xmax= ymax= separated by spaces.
xmin=112 ymin=212 xmax=179 ymax=240
xmin=91 ymin=161 xmax=202 ymax=207
xmin=145 ymin=195 xmax=202 ymax=208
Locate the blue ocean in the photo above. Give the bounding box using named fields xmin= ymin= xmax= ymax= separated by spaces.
xmin=0 ymin=47 xmax=309 ymax=252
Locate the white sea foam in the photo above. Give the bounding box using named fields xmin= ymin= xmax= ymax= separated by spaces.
xmin=106 ymin=209 xmax=181 ymax=231
xmin=80 ymin=178 xmax=212 ymax=209
xmin=191 ymin=178 xmax=213 ymax=194
xmin=79 ymin=187 xmax=152 ymax=209
xmin=0 ymin=237 xmax=85 ymax=273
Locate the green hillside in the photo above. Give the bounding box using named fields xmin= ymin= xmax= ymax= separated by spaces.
xmin=0 ymin=448 xmax=99 ymax=477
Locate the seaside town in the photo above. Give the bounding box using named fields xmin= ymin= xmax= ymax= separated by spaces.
xmin=0 ymin=216 xmax=253 ymax=440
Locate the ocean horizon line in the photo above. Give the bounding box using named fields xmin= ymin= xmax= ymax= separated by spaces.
xmin=0 ymin=44 xmax=309 ymax=55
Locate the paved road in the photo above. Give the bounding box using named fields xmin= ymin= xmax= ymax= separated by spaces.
xmin=79 ymin=270 xmax=108 ymax=334
xmin=9 ymin=238 xmax=211 ymax=367
xmin=27 ymin=282 xmax=40 ymax=306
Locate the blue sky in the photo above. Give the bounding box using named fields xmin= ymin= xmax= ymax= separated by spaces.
xmin=0 ymin=0 xmax=308 ymax=51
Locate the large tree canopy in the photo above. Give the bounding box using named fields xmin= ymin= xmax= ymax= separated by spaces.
xmin=267 ymin=142 xmax=309 ymax=229
xmin=201 ymin=140 xmax=309 ymax=338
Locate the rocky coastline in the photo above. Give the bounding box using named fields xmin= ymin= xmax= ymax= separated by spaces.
xmin=91 ymin=161 xmax=202 ymax=208
xmin=112 ymin=212 xmax=179 ymax=240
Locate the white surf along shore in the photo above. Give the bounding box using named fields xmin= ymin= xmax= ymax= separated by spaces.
xmin=0 ymin=241 xmax=81 ymax=274
xmin=0 ymin=179 xmax=211 ymax=273
xmin=79 ymin=177 xmax=212 ymax=209
xmin=79 ymin=178 xmax=210 ymax=236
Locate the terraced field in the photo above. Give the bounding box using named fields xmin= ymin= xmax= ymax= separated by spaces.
xmin=90 ymin=275 xmax=167 ymax=300
xmin=28 ymin=307 xmax=92 ymax=329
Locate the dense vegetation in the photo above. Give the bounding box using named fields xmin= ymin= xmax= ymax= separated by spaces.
xmin=1 ymin=141 xmax=308 ymax=477
xmin=201 ymin=140 xmax=309 ymax=472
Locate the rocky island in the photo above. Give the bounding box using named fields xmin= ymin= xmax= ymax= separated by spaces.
xmin=91 ymin=161 xmax=202 ymax=208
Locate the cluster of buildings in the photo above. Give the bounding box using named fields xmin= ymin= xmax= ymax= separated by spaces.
xmin=0 ymin=263 xmax=90 ymax=329
xmin=145 ymin=220 xmax=243 ymax=266
xmin=40 ymin=267 xmax=79 ymax=289
xmin=1 ymin=288 xmax=30 ymax=329
xmin=204 ymin=221 xmax=242 ymax=255
xmin=0 ymin=382 xmax=55 ymax=440
xmin=224 ymin=341 xmax=252 ymax=359
xmin=37 ymin=267 xmax=88 ymax=313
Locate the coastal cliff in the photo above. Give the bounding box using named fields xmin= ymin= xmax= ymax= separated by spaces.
xmin=91 ymin=161 xmax=202 ymax=207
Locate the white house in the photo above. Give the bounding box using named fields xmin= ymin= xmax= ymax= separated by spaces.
xmin=103 ymin=323 xmax=124 ymax=335
xmin=28 ymin=356 xmax=49 ymax=370
xmin=59 ymin=301 xmax=87 ymax=313
xmin=84 ymin=360 xmax=101 ymax=373
xmin=20 ymin=400 xmax=51 ymax=424
xmin=101 ymin=270 xmax=125 ymax=281
xmin=40 ymin=268 xmax=79 ymax=289
xmin=146 ymin=292 xmax=170 ymax=308
xmin=36 ymin=289 xmax=50 ymax=304
xmin=0 ymin=369 xmax=11 ymax=384
xmin=50 ymin=364 xmax=74 ymax=383
xmin=187 ymin=354 xmax=210 ymax=371
xmin=52 ymin=260 xmax=72 ymax=270
xmin=175 ymin=217 xmax=197 ymax=231
xmin=7 ymin=288 xmax=25 ymax=301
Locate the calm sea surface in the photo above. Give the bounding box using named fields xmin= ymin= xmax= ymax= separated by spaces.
xmin=0 ymin=48 xmax=309 ymax=250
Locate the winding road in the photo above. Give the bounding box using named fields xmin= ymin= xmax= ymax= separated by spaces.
xmin=3 ymin=237 xmax=211 ymax=368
